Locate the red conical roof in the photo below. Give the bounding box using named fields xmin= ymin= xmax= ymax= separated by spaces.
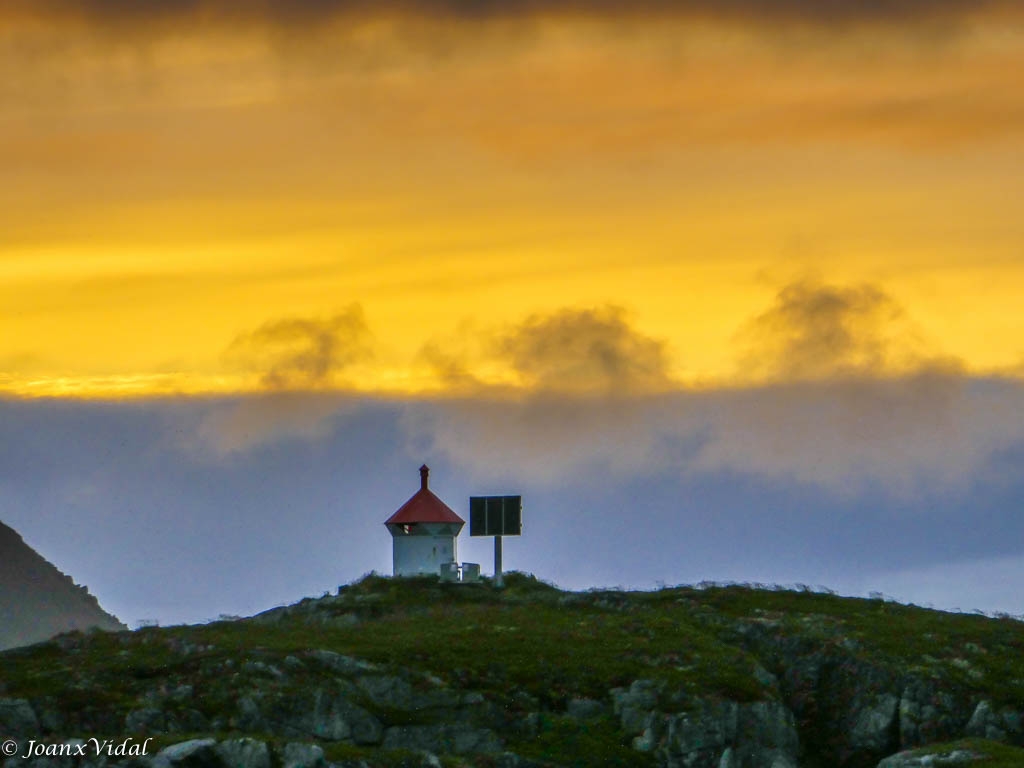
xmin=384 ymin=465 xmax=465 ymax=525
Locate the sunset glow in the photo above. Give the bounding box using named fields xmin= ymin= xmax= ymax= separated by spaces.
xmin=4 ymin=2 xmax=1024 ymax=398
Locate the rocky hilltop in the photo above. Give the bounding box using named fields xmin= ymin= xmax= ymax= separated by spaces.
xmin=1 ymin=573 xmax=1023 ymax=768
xmin=0 ymin=520 xmax=125 ymax=651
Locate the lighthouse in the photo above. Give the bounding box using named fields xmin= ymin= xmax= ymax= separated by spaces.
xmin=384 ymin=465 xmax=465 ymax=577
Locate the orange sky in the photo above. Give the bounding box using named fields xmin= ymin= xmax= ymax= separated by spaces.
xmin=4 ymin=3 xmax=1024 ymax=397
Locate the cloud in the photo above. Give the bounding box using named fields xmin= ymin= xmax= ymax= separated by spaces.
xmin=402 ymin=393 xmax=681 ymax=485
xmin=734 ymin=279 xmax=959 ymax=382
xmin=401 ymin=289 xmax=1024 ymax=494
xmin=405 ymin=374 xmax=1024 ymax=495
xmin=225 ymin=304 xmax=371 ymax=389
xmin=687 ymin=374 xmax=1024 ymax=495
xmin=416 ymin=341 xmax=484 ymax=392
xmin=405 ymin=305 xmax=678 ymax=481
xmin=11 ymin=0 xmax=1017 ymax=27
xmin=193 ymin=306 xmax=370 ymax=455
xmin=193 ymin=392 xmax=356 ymax=456
xmin=497 ymin=305 xmax=672 ymax=394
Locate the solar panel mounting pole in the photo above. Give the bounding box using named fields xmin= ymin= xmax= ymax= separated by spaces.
xmin=471 ymin=494 xmax=519 ymax=589
xmin=494 ymin=534 xmax=503 ymax=588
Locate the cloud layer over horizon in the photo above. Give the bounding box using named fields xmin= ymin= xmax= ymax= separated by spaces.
xmin=4 ymin=383 xmax=1024 ymax=628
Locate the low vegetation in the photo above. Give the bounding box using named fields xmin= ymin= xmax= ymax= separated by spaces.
xmin=2 ymin=572 xmax=1022 ymax=768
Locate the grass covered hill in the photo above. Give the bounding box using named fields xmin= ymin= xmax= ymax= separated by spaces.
xmin=1 ymin=573 xmax=1023 ymax=768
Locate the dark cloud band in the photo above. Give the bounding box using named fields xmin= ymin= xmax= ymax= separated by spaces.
xmin=6 ymin=0 xmax=1014 ymax=27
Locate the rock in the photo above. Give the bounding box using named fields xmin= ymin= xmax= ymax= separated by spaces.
xmin=898 ymin=680 xmax=968 ymax=749
xmin=850 ymin=694 xmax=899 ymax=753
xmin=965 ymin=700 xmax=1021 ymax=742
xmin=753 ymin=665 xmax=778 ymax=690
xmin=242 ymin=661 xmax=283 ymax=679
xmin=126 ymin=707 xmax=167 ymax=733
xmin=33 ymin=704 xmax=63 ymax=734
xmin=233 ymin=696 xmax=264 ymax=731
xmin=215 ymin=739 xmax=271 ymax=768
xmin=0 ymin=699 xmax=40 ymax=737
xmin=877 ymin=748 xmax=984 ymax=767
xmin=281 ymin=743 xmax=325 ymax=768
xmin=170 ymin=685 xmax=194 ymax=702
xmin=356 ymin=675 xmax=460 ymax=715
xmin=1004 ymin=709 xmax=1024 ymax=738
xmin=565 ymin=697 xmax=605 ymax=721
xmin=344 ymin=705 xmax=386 ymax=745
xmin=306 ymin=689 xmax=355 ymax=740
xmin=611 ymin=679 xmax=659 ymax=735
xmin=655 ymin=698 xmax=799 ymax=768
xmin=153 ymin=738 xmax=219 ymax=768
xmin=307 ymin=650 xmax=376 ymax=676
xmin=382 ymin=724 xmax=502 ymax=754
xmin=356 ymin=675 xmax=413 ymax=709
xmin=517 ymin=712 xmax=542 ymax=738
xmin=633 ymin=712 xmax=667 ymax=752
xmin=170 ymin=709 xmax=209 ymax=733
xmin=491 ymin=754 xmax=552 ymax=768
xmin=966 ymin=701 xmax=998 ymax=740
xmin=233 ymin=688 xmax=382 ymax=744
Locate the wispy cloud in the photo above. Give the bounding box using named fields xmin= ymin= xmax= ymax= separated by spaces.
xmin=403 ymin=283 xmax=1024 ymax=494
xmin=416 ymin=305 xmax=673 ymax=395
xmin=497 ymin=305 xmax=672 ymax=394
xmin=224 ymin=304 xmax=371 ymax=389
xmin=197 ymin=306 xmax=371 ymax=454
xmin=733 ymin=279 xmax=959 ymax=382
xmin=405 ymin=374 xmax=1024 ymax=495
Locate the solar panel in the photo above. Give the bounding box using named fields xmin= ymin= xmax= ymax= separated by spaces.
xmin=469 ymin=495 xmax=522 ymax=536
xmin=470 ymin=496 xmax=487 ymax=536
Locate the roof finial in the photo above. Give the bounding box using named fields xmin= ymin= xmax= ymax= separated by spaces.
xmin=419 ymin=464 xmax=429 ymax=490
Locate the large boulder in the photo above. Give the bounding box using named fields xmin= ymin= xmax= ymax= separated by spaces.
xmin=610 ymin=679 xmax=660 ymax=736
xmin=215 ymin=739 xmax=271 ymax=768
xmin=152 ymin=738 xmax=219 ymax=768
xmin=850 ymin=694 xmax=899 ymax=753
xmin=565 ymin=698 xmax=606 ymax=721
xmin=280 ymin=743 xmax=324 ymax=768
xmin=306 ymin=651 xmax=377 ymax=677
xmin=876 ymin=748 xmax=984 ymax=767
xmin=355 ymin=675 xmax=460 ymax=714
xmin=382 ymin=724 xmax=502 ymax=755
xmin=623 ymin=694 xmax=800 ymax=768
xmin=896 ymin=680 xmax=976 ymax=751
xmin=0 ymin=699 xmax=40 ymax=738
xmin=233 ymin=688 xmax=382 ymax=745
xmin=964 ymin=700 xmax=1022 ymax=743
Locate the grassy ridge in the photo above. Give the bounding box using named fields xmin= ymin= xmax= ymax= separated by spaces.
xmin=2 ymin=573 xmax=1023 ymax=767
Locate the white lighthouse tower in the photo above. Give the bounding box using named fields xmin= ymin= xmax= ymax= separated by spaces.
xmin=384 ymin=465 xmax=465 ymax=577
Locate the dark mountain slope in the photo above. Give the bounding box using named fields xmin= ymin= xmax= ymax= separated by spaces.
xmin=0 ymin=519 xmax=125 ymax=651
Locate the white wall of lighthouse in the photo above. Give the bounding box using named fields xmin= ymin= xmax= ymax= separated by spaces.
xmin=388 ymin=522 xmax=460 ymax=576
